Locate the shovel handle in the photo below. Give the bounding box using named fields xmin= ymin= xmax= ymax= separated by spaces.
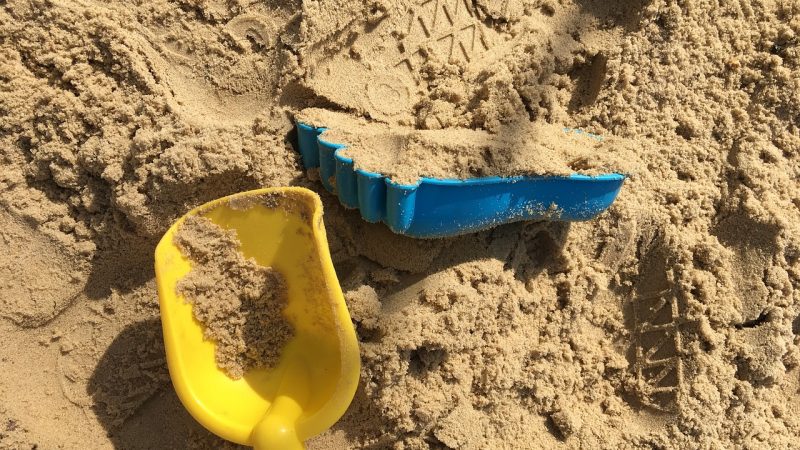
xmin=250 ymin=358 xmax=309 ymax=450
xmin=250 ymin=394 xmax=305 ymax=450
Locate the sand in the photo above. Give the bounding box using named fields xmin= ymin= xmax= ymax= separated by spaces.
xmin=1 ymin=0 xmax=800 ymax=448
xmin=296 ymin=108 xmax=638 ymax=184
xmin=173 ymin=215 xmax=292 ymax=380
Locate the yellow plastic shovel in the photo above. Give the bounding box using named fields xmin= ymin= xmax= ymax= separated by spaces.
xmin=154 ymin=187 xmax=360 ymax=449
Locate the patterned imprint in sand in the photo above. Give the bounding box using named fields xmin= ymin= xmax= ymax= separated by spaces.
xmin=633 ymin=289 xmax=685 ymax=412
xmin=395 ymin=0 xmax=492 ymax=71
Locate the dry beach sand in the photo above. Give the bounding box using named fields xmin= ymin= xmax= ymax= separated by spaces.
xmin=1 ymin=0 xmax=800 ymax=448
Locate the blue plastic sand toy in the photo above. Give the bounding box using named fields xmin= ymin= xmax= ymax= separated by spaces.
xmin=296 ymin=121 xmax=625 ymax=238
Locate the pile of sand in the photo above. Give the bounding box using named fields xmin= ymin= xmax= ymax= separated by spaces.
xmin=1 ymin=0 xmax=799 ymax=448
xmin=296 ymin=108 xmax=638 ymax=184
xmin=174 ymin=214 xmax=292 ymax=380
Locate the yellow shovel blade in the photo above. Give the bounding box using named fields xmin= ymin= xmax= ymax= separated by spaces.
xmin=154 ymin=187 xmax=360 ymax=448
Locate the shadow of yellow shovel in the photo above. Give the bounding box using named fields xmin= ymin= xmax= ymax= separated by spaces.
xmin=154 ymin=187 xmax=360 ymax=449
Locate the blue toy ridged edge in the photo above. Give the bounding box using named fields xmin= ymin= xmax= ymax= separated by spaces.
xmin=296 ymin=121 xmax=626 ymax=238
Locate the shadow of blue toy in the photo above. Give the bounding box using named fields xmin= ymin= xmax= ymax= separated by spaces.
xmin=296 ymin=122 xmax=625 ymax=238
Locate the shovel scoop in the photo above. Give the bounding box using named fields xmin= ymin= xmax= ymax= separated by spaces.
xmin=154 ymin=187 xmax=360 ymax=449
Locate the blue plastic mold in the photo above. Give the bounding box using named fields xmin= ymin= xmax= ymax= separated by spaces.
xmin=296 ymin=121 xmax=626 ymax=238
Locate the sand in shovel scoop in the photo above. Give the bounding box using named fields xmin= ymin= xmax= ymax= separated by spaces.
xmin=173 ymin=215 xmax=293 ymax=379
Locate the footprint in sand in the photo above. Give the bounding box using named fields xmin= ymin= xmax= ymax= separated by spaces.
xmin=628 ymin=212 xmax=787 ymax=410
xmin=629 ymin=236 xmax=689 ymax=413
xmin=712 ymin=212 xmax=790 ymax=386
xmin=712 ymin=213 xmax=781 ymax=324
xmin=145 ymin=10 xmax=285 ymax=126
xmin=298 ymin=0 xmax=635 ymax=125
xmin=632 ymin=288 xmax=686 ymax=412
xmin=301 ymin=0 xmax=516 ymax=123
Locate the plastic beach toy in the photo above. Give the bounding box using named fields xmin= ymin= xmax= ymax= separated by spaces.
xmin=154 ymin=187 xmax=360 ymax=449
xmin=296 ymin=121 xmax=626 ymax=238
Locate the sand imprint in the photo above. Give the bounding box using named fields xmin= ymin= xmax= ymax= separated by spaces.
xmin=303 ymin=0 xmax=511 ymax=123
xmin=633 ymin=289 xmax=685 ymax=412
xmin=143 ymin=11 xmax=281 ymax=126
xmin=394 ymin=0 xmax=492 ymax=72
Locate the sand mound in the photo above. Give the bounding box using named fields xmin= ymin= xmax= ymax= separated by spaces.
xmin=174 ymin=214 xmax=292 ymax=380
xmin=1 ymin=0 xmax=799 ymax=448
xmin=297 ymin=107 xmax=640 ymax=184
